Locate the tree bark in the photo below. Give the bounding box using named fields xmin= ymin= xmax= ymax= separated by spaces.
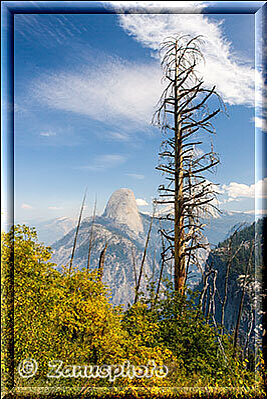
xmin=87 ymin=196 xmax=97 ymax=272
xmin=69 ymin=189 xmax=87 ymax=273
xmin=174 ymin=39 xmax=186 ymax=294
xmin=134 ymin=210 xmax=155 ymax=303
xmin=131 ymin=245 xmax=137 ymax=288
xmin=98 ymin=242 xmax=108 ymax=281
xmin=155 ymin=229 xmax=166 ymax=302
xmin=234 ymin=240 xmax=254 ymax=350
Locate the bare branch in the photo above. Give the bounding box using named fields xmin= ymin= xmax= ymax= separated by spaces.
xmin=69 ymin=188 xmax=87 ymax=274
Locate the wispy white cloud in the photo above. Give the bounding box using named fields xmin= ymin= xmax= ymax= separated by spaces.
xmin=126 ymin=173 xmax=145 ymax=180
xmin=79 ymin=154 xmax=126 ymax=171
xmin=31 ymin=60 xmax=163 ymax=129
xmin=222 ymin=182 xmax=254 ymax=199
xmin=106 ymin=2 xmax=255 ymax=107
xmin=222 ymin=178 xmax=267 ymax=200
xmin=27 ymin=4 xmax=259 ymax=135
xmin=21 ymin=203 xmax=33 ymax=209
xmin=40 ymin=130 xmax=56 ymax=137
xmin=48 ymin=206 xmax=63 ymax=210
xmin=136 ymin=198 xmax=148 ymax=206
xmin=15 ymin=14 xmax=89 ymax=48
xmin=105 ymin=131 xmax=130 ymax=141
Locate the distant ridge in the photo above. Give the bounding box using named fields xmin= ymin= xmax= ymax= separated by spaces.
xmin=25 ymin=188 xmax=254 ymax=305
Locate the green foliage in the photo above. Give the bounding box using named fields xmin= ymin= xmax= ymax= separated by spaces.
xmin=1 ymin=225 xmax=171 ymax=391
xmin=1 ymin=225 xmax=265 ymax=398
xmin=124 ymin=288 xmax=260 ymax=389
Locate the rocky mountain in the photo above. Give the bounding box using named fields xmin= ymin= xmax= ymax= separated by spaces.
xmin=51 ymin=189 xmax=163 ymax=306
xmin=103 ymin=188 xmax=144 ymax=236
xmin=49 ymin=188 xmax=254 ymax=306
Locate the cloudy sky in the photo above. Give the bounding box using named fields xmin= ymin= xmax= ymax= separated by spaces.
xmin=7 ymin=1 xmax=266 ymax=222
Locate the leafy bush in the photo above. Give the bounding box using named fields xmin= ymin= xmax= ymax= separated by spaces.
xmin=1 ymin=225 xmax=265 ymax=398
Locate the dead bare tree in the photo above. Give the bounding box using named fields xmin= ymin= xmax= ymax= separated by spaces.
xmin=98 ymin=242 xmax=108 ymax=282
xmin=131 ymin=245 xmax=137 ymax=289
xmin=155 ymin=222 xmax=167 ymax=302
xmin=153 ymin=34 xmax=224 ymax=294
xmin=134 ymin=204 xmax=156 ymax=303
xmin=206 ymin=269 xmax=218 ymax=321
xmin=87 ymin=196 xmax=97 ymax=272
xmin=220 ymin=230 xmax=244 ymax=334
xmin=199 ymin=269 xmax=213 ymax=314
xmin=69 ymin=189 xmax=87 ymax=274
xmin=151 ymin=246 xmax=157 ymax=281
xmin=234 ymin=240 xmax=254 ymax=351
xmin=243 ymin=305 xmax=254 ymax=359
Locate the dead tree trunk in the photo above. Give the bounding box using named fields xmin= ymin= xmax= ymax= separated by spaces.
xmin=206 ymin=269 xmax=218 ymax=320
xmin=69 ymin=189 xmax=87 ymax=274
xmin=87 ymin=196 xmax=97 ymax=272
xmin=98 ymin=242 xmax=108 ymax=281
xmin=221 ymin=243 xmax=231 ymax=333
xmin=221 ymin=233 xmax=244 ymax=334
xmin=151 ymin=246 xmax=157 ymax=282
xmin=134 ymin=208 xmax=155 ymax=303
xmin=243 ymin=306 xmax=254 ymax=359
xmin=174 ymin=40 xmax=186 ymax=293
xmin=131 ymin=245 xmax=137 ymax=289
xmin=234 ymin=240 xmax=254 ymax=350
xmin=155 ymin=226 xmax=166 ymax=302
xmin=154 ymin=35 xmax=224 ymax=295
xmin=199 ymin=269 xmax=213 ymax=313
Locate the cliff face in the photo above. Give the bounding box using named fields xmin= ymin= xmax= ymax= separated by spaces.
xmin=102 ymin=188 xmax=144 ymax=236
xmin=197 ymin=219 xmax=264 ymax=345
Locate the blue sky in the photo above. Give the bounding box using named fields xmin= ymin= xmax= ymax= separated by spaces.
xmin=6 ymin=1 xmax=267 ymax=222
